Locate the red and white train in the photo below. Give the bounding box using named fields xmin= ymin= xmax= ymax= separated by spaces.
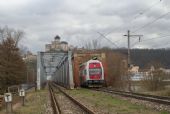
xmin=79 ymin=59 xmax=105 ymax=87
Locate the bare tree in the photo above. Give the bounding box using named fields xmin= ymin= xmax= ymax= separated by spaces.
xmin=84 ymin=39 xmax=101 ymax=50
xmin=100 ymin=48 xmax=127 ymax=90
xmin=142 ymin=62 xmax=165 ymax=91
xmin=0 ymin=26 xmax=26 ymax=93
xmin=92 ymin=39 xmax=100 ymax=49
xmin=0 ymin=26 xmax=24 ymax=47
xmin=84 ymin=41 xmax=92 ymax=50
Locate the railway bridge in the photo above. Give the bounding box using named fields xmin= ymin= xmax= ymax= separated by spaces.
xmin=37 ymin=50 xmax=106 ymax=90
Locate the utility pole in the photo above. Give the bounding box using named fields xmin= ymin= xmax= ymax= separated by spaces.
xmin=127 ymin=30 xmax=130 ymax=67
xmin=124 ymin=30 xmax=143 ymax=67
xmin=27 ymin=67 xmax=29 ymax=84
xmin=32 ymin=69 xmax=34 ymax=83
xmin=124 ymin=30 xmax=143 ymax=91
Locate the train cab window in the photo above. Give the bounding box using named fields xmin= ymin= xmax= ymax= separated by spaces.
xmin=89 ymin=68 xmax=102 ymax=75
xmin=79 ymin=71 xmax=82 ymax=76
xmin=83 ymin=70 xmax=87 ymax=75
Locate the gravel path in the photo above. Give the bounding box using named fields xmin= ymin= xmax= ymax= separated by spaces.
xmin=53 ymin=88 xmax=88 ymax=114
xmin=45 ymin=92 xmax=53 ymax=114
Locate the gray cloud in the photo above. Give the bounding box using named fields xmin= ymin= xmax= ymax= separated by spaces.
xmin=0 ymin=0 xmax=170 ymax=53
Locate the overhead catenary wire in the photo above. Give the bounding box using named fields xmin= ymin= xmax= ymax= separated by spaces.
xmin=131 ymin=34 xmax=170 ymax=47
xmin=133 ymin=0 xmax=162 ymax=20
xmin=128 ymin=0 xmax=163 ymax=30
xmin=92 ymin=0 xmax=165 ymax=49
xmin=132 ymin=11 xmax=170 ymax=33
xmin=96 ymin=31 xmax=119 ymax=48
xmin=106 ymin=0 xmax=163 ymax=36
xmin=92 ymin=0 xmax=163 ymax=49
xmin=151 ymin=41 xmax=170 ymax=48
xmin=139 ymin=35 xmax=170 ymax=42
xmin=94 ymin=31 xmax=125 ymax=43
xmin=105 ymin=0 xmax=163 ymax=36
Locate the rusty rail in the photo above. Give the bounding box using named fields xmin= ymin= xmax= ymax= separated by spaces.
xmin=94 ymin=88 xmax=170 ymax=105
xmin=0 ymin=96 xmax=3 ymax=109
xmin=48 ymin=83 xmax=61 ymax=114
xmin=52 ymin=83 xmax=95 ymax=114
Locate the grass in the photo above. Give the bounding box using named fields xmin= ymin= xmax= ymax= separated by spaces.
xmin=66 ymin=88 xmax=169 ymax=114
xmin=0 ymin=95 xmax=21 ymax=114
xmin=1 ymin=88 xmax=169 ymax=114
xmin=14 ymin=90 xmax=48 ymax=114
xmin=161 ymin=112 xmax=170 ymax=114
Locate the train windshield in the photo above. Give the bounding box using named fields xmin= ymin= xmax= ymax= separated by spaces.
xmin=89 ymin=68 xmax=102 ymax=75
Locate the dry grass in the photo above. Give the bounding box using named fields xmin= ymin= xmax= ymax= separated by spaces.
xmin=143 ymin=89 xmax=170 ymax=96
xmin=14 ymin=90 xmax=48 ymax=114
xmin=66 ymin=88 xmax=169 ymax=114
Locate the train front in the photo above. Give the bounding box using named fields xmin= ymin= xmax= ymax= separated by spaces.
xmin=87 ymin=60 xmax=105 ymax=87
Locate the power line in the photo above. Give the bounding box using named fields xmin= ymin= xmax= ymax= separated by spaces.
xmin=95 ymin=31 xmax=125 ymax=43
xmin=133 ymin=0 xmax=162 ymax=20
xmin=151 ymin=41 xmax=170 ymax=48
xmin=128 ymin=0 xmax=162 ymax=30
xmin=140 ymin=35 xmax=170 ymax=42
xmin=96 ymin=31 xmax=119 ymax=48
xmin=92 ymin=0 xmax=164 ymax=48
xmin=131 ymin=34 xmax=170 ymax=47
xmin=107 ymin=0 xmax=163 ymax=36
xmin=132 ymin=11 xmax=170 ymax=33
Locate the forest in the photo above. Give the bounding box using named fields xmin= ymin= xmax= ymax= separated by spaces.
xmin=113 ymin=48 xmax=170 ymax=69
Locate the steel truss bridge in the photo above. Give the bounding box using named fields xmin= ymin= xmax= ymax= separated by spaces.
xmin=37 ymin=51 xmax=74 ymax=90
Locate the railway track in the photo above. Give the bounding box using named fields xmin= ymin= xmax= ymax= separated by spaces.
xmin=48 ymin=84 xmax=61 ymax=114
xmin=94 ymin=88 xmax=170 ymax=105
xmin=0 ymin=96 xmax=3 ymax=109
xmin=49 ymin=82 xmax=95 ymax=114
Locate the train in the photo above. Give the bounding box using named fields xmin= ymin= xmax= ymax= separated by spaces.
xmin=79 ymin=59 xmax=105 ymax=87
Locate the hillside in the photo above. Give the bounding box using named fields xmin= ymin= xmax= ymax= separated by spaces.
xmin=113 ymin=48 xmax=170 ymax=69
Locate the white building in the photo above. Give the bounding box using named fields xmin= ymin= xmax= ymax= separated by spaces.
xmin=60 ymin=41 xmax=68 ymax=51
xmin=45 ymin=35 xmax=69 ymax=52
xmin=129 ymin=65 xmax=139 ymax=74
xmin=160 ymin=68 xmax=170 ymax=74
xmin=23 ymin=51 xmax=37 ymax=61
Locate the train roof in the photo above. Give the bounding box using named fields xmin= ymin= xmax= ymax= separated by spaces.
xmin=79 ymin=59 xmax=101 ymax=67
xmin=87 ymin=59 xmax=101 ymax=63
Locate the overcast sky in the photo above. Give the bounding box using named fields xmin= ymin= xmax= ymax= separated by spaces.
xmin=0 ymin=0 xmax=170 ymax=53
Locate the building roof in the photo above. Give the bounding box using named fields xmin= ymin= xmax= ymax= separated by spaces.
xmin=46 ymin=44 xmax=51 ymax=46
xmin=60 ymin=41 xmax=68 ymax=44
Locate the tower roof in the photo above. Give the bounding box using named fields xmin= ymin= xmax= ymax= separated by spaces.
xmin=54 ymin=35 xmax=60 ymax=40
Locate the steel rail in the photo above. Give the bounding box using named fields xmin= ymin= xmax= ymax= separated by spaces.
xmin=0 ymin=96 xmax=3 ymax=108
xmin=94 ymin=88 xmax=170 ymax=105
xmin=48 ymin=83 xmax=61 ymax=114
xmin=111 ymin=89 xmax=170 ymax=100
xmin=52 ymin=83 xmax=95 ymax=114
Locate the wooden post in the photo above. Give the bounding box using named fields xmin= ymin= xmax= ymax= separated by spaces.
xmin=22 ymin=96 xmax=25 ymax=106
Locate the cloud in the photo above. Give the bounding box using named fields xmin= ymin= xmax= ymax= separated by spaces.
xmin=0 ymin=0 xmax=170 ymax=53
